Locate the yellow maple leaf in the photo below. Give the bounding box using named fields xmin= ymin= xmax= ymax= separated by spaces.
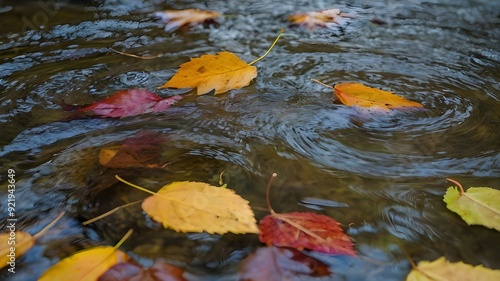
xmin=38 ymin=246 xmax=130 ymax=281
xmin=158 ymin=51 xmax=257 ymax=95
xmin=116 ymin=176 xmax=259 ymax=234
xmin=406 ymin=257 xmax=500 ymax=281
xmin=158 ymin=29 xmax=284 ymax=95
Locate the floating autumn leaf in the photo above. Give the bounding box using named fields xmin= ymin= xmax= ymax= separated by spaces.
xmin=153 ymin=9 xmax=221 ymax=32
xmin=239 ymin=246 xmax=331 ymax=281
xmin=0 ymin=231 xmax=35 ymax=269
xmin=99 ymin=259 xmax=186 ymax=281
xmin=99 ymin=131 xmax=166 ymax=168
xmin=313 ymin=80 xmax=424 ymax=111
xmin=258 ymin=173 xmax=355 ymax=255
xmin=288 ymin=9 xmax=353 ymax=30
xmin=0 ymin=212 xmax=64 ymax=269
xmin=158 ymin=29 xmax=284 ymax=95
xmin=39 ymin=230 xmax=132 ymax=281
xmin=443 ymin=178 xmax=500 ymax=231
xmin=259 ymin=212 xmax=355 ymax=255
xmin=406 ymin=257 xmax=500 ymax=281
xmin=116 ymin=176 xmax=259 ymax=234
xmin=75 ymin=89 xmax=182 ymax=118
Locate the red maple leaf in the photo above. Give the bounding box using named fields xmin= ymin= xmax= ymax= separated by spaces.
xmin=239 ymin=246 xmax=331 ymax=280
xmin=259 ymin=211 xmax=355 ymax=256
xmin=77 ymin=89 xmax=182 ymax=118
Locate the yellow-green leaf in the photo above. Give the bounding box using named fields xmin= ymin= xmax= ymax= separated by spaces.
xmin=141 ymin=181 xmax=259 ymax=234
xmin=38 ymin=246 xmax=130 ymax=281
xmin=406 ymin=257 xmax=500 ymax=281
xmin=443 ymin=179 xmax=500 ymax=231
xmin=158 ymin=51 xmax=257 ymax=95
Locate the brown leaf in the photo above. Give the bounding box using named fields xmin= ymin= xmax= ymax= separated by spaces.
xmin=99 ymin=259 xmax=186 ymax=281
xmin=153 ymin=9 xmax=221 ymax=32
xmin=99 ymin=131 xmax=166 ymax=169
xmin=239 ymin=246 xmax=331 ymax=281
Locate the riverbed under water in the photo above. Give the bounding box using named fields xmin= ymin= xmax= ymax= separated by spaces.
xmin=1 ymin=0 xmax=499 ymax=280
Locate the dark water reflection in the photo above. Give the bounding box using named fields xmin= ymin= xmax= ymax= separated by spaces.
xmin=1 ymin=0 xmax=499 ymax=280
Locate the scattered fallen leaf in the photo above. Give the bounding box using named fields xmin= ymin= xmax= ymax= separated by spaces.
xmin=288 ymin=9 xmax=353 ymax=30
xmin=239 ymin=246 xmax=331 ymax=281
xmin=99 ymin=131 xmax=166 ymax=168
xmin=443 ymin=178 xmax=500 ymax=231
xmin=76 ymin=89 xmax=182 ymax=118
xmin=158 ymin=29 xmax=284 ymax=95
xmin=259 ymin=212 xmax=355 ymax=255
xmin=0 ymin=231 xmax=35 ymax=269
xmin=333 ymin=82 xmax=424 ymax=110
xmin=153 ymin=9 xmax=221 ymax=32
xmin=99 ymin=259 xmax=186 ymax=281
xmin=0 ymin=212 xmax=64 ymax=270
xmin=158 ymin=51 xmax=257 ymax=95
xmin=406 ymin=257 xmax=500 ymax=281
xmin=117 ymin=176 xmax=259 ymax=234
xmin=38 ymin=246 xmax=130 ymax=281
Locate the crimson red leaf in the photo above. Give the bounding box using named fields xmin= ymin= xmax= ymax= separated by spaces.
xmin=239 ymin=246 xmax=331 ymax=281
xmin=78 ymin=89 xmax=182 ymax=118
xmin=259 ymin=212 xmax=355 ymax=256
xmin=98 ymin=259 xmax=186 ymax=281
xmin=99 ymin=131 xmax=166 ymax=168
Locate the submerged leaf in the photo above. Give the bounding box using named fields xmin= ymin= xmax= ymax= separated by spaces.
xmin=38 ymin=246 xmax=130 ymax=281
xmin=153 ymin=9 xmax=221 ymax=32
xmin=158 ymin=51 xmax=257 ymax=95
xmin=406 ymin=257 xmax=500 ymax=281
xmin=99 ymin=259 xmax=186 ymax=281
xmin=259 ymin=212 xmax=355 ymax=255
xmin=99 ymin=131 xmax=166 ymax=168
xmin=443 ymin=179 xmax=500 ymax=231
xmin=334 ymin=82 xmax=424 ymax=110
xmin=77 ymin=89 xmax=182 ymax=118
xmin=239 ymin=246 xmax=331 ymax=281
xmin=138 ymin=181 xmax=259 ymax=234
xmin=288 ymin=9 xmax=353 ymax=30
xmin=0 ymin=231 xmax=35 ymax=269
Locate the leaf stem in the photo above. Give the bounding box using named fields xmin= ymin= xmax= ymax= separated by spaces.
xmin=446 ymin=178 xmax=465 ymax=195
xmin=114 ymin=229 xmax=133 ymax=249
xmin=82 ymin=200 xmax=143 ymax=225
xmin=311 ymin=79 xmax=334 ymax=89
xmin=33 ymin=211 xmax=65 ymax=239
xmin=110 ymin=48 xmax=159 ymax=60
xmin=248 ymin=28 xmax=285 ymax=66
xmin=115 ymin=175 xmax=156 ymax=195
xmin=266 ymin=173 xmax=278 ymax=214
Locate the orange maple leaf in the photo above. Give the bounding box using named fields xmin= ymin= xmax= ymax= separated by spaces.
xmin=153 ymin=9 xmax=220 ymax=32
xmin=288 ymin=9 xmax=353 ymax=30
xmin=158 ymin=51 xmax=257 ymax=95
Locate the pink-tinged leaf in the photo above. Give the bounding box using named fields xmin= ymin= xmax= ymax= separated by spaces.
xmin=239 ymin=246 xmax=331 ymax=281
xmin=99 ymin=131 xmax=166 ymax=168
xmin=98 ymin=259 xmax=186 ymax=281
xmin=259 ymin=212 xmax=355 ymax=256
xmin=78 ymin=89 xmax=182 ymax=118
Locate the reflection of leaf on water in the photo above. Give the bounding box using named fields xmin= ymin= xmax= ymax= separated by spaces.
xmin=239 ymin=246 xmax=331 ymax=280
xmin=99 ymin=259 xmax=186 ymax=281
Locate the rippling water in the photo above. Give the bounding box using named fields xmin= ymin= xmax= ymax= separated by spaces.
xmin=1 ymin=0 xmax=499 ymax=280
